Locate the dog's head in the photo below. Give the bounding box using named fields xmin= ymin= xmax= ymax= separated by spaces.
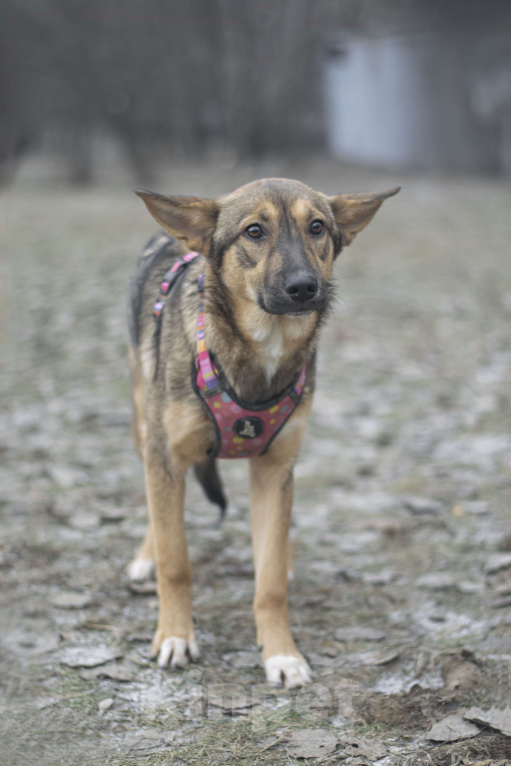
xmin=136 ymin=179 xmax=399 ymax=318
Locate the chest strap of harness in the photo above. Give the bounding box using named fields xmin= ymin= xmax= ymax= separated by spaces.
xmin=153 ymin=252 xmax=306 ymax=459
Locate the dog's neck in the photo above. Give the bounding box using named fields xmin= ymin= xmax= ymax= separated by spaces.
xmin=202 ymin=264 xmax=319 ymax=403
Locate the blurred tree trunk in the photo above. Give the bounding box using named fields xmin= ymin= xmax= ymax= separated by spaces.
xmin=1 ymin=0 xmax=354 ymax=178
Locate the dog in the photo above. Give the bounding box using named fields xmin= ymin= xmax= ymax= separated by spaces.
xmin=127 ymin=178 xmax=399 ymax=688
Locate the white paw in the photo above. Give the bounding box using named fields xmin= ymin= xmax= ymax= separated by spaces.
xmin=157 ymin=636 xmax=200 ymax=668
xmin=126 ymin=557 xmax=155 ymax=582
xmin=265 ymin=654 xmax=312 ymax=688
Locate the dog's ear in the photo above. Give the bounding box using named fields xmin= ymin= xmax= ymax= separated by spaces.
xmin=328 ymin=187 xmax=400 ymax=246
xmin=135 ymin=190 xmax=219 ymax=254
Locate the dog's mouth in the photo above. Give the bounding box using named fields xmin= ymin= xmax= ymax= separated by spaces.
xmin=257 ymin=294 xmax=325 ymax=317
xmin=284 ymin=309 xmax=315 ymax=318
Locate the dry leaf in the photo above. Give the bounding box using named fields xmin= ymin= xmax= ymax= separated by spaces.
xmin=79 ymin=661 xmax=135 ymax=682
xmin=361 ymin=649 xmax=400 ymax=666
xmin=125 ymin=729 xmax=169 ymax=754
xmin=59 ymin=646 xmax=122 ymax=667
xmin=416 ymin=572 xmax=456 ymax=591
xmin=464 ymin=706 xmax=511 ymax=737
xmin=98 ymin=697 xmax=113 ymax=713
xmin=287 ymin=728 xmax=337 ymax=759
xmin=403 ymin=495 xmax=443 ymax=515
xmin=51 ymin=591 xmax=92 ymax=609
xmin=427 ymin=714 xmax=480 ymax=742
xmin=485 ymin=553 xmax=511 ymax=575
xmin=208 ymin=683 xmax=258 ymax=711
xmin=341 ymin=737 xmax=387 ymax=761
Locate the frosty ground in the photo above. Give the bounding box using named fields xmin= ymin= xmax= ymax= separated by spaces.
xmin=1 ymin=159 xmax=510 ymax=765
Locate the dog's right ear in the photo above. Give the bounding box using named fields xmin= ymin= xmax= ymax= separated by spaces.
xmin=135 ymin=190 xmax=219 ymax=255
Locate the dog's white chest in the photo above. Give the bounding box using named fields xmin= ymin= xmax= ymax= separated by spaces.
xmin=252 ymin=322 xmax=285 ymax=382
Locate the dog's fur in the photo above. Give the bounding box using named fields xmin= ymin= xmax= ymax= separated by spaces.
xmin=127 ymin=178 xmax=399 ymax=688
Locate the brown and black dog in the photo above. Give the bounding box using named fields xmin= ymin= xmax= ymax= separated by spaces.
xmin=127 ymin=178 xmax=399 ymax=688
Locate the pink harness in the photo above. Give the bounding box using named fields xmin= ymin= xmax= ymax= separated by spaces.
xmin=154 ymin=252 xmax=306 ymax=459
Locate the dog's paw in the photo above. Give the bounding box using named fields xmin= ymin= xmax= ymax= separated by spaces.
xmin=153 ymin=632 xmax=200 ymax=669
xmin=126 ymin=557 xmax=156 ymax=582
xmin=264 ymin=654 xmax=312 ymax=689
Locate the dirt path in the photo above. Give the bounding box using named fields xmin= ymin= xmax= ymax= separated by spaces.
xmin=1 ymin=162 xmax=510 ymax=765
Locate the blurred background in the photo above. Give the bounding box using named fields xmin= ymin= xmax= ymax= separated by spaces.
xmin=1 ymin=0 xmax=511 ymax=185
xmin=2 ymin=3 xmax=511 ymax=764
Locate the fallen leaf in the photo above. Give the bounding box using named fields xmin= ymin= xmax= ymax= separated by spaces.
xmin=335 ymin=627 xmax=387 ymax=642
xmin=485 ymin=553 xmax=511 ymax=575
xmin=79 ymin=661 xmax=135 ymax=682
xmin=125 ymin=729 xmax=169 ymax=754
xmin=416 ymin=572 xmax=456 ymax=591
xmin=402 ymin=495 xmax=443 ymax=515
xmin=208 ymin=683 xmax=258 ymax=711
xmin=361 ymin=649 xmax=400 ymax=666
xmin=287 ymin=728 xmax=337 ymax=759
xmin=59 ymin=646 xmax=122 ymax=668
xmin=3 ymin=630 xmax=59 ymax=656
xmin=427 ymin=714 xmax=480 ymax=742
xmin=463 ymin=501 xmax=490 ymax=515
xmin=464 ymin=706 xmax=511 ymax=737
xmin=442 ymin=658 xmax=480 ymax=691
xmin=98 ymin=697 xmax=114 ymax=713
xmin=341 ymin=737 xmax=387 ymax=761
xmin=491 ymin=596 xmax=511 ymax=609
xmin=47 ymin=465 xmax=88 ymax=488
xmin=68 ymin=512 xmax=100 ymax=529
xmin=51 ymin=592 xmax=92 ymax=609
xmin=456 ymin=580 xmax=484 ymax=594
xmin=362 ymin=569 xmax=397 ymax=585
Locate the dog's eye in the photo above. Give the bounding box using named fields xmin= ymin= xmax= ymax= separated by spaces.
xmin=309 ymin=220 xmax=324 ymax=235
xmin=245 ymin=224 xmax=264 ymax=240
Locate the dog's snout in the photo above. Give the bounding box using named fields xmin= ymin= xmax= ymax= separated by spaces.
xmin=284 ymin=273 xmax=318 ymax=303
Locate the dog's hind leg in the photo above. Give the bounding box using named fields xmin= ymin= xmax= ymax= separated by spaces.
xmin=145 ymin=444 xmax=199 ymax=668
xmin=194 ymin=457 xmax=227 ymax=518
xmin=126 ymin=524 xmax=156 ymax=582
xmin=128 ymin=345 xmax=147 ymax=459
xmin=126 ymin=345 xmax=156 ymax=581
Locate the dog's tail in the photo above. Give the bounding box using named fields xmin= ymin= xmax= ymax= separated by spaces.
xmin=193 ymin=457 xmax=227 ymax=519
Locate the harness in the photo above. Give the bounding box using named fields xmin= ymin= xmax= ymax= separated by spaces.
xmin=153 ymin=252 xmax=306 ymax=459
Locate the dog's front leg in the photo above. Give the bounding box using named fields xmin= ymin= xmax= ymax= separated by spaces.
xmin=144 ymin=444 xmax=199 ymax=668
xmin=250 ymin=452 xmax=312 ymax=689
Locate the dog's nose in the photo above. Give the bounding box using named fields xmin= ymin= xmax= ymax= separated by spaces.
xmin=285 ymin=273 xmax=318 ymax=303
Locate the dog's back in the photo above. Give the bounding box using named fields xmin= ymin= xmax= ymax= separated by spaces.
xmin=127 ymin=231 xmax=186 ymax=351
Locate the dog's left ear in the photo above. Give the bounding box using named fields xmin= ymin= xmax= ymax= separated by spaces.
xmin=328 ymin=187 xmax=400 ymax=246
xmin=135 ymin=190 xmax=219 ymax=255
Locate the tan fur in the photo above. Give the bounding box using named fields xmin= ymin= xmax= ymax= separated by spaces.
xmin=128 ymin=178 xmax=399 ymax=685
xmin=249 ymin=397 xmax=312 ymax=661
xmin=128 ymin=344 xmax=146 ymax=458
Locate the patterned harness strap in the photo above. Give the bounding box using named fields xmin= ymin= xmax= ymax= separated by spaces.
xmin=196 ymin=273 xmax=223 ymax=394
xmin=195 ymin=272 xmax=306 ymax=459
xmin=152 ymin=254 xmax=307 ymax=459
xmin=153 ymin=251 xmax=200 ymax=321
